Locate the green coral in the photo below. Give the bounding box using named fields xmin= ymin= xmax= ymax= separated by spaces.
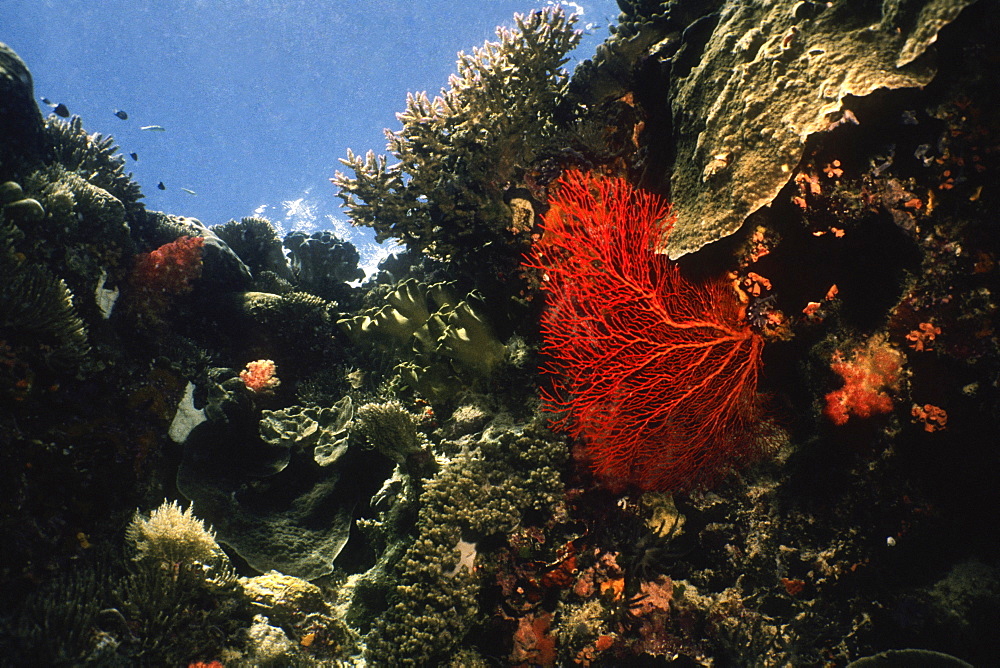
xmin=354 ymin=399 xmax=421 ymax=465
xmin=334 ymin=7 xmax=580 ymax=260
xmin=363 ymin=417 xmax=567 ymax=665
xmin=259 ymin=397 xmax=354 ymax=467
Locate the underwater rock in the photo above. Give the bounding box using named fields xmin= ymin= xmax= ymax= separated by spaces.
xmin=659 ymin=0 xmax=976 ymax=258
xmin=0 ymin=42 xmax=46 ymax=169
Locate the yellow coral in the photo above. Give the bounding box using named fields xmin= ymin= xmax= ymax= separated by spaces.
xmin=126 ymin=499 xmax=222 ymax=565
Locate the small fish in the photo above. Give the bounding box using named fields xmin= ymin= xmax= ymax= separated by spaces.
xmin=140 ymin=125 xmax=166 ymax=132
xmin=157 ymin=182 xmax=166 ymax=190
xmin=181 ymin=188 xmax=197 ymax=196
xmin=41 ymin=97 xmax=53 ymax=105
xmin=129 ymin=152 xmax=139 ymax=161
xmin=114 ymin=109 xmax=128 ymax=120
xmin=53 ymin=103 xmax=70 ymax=117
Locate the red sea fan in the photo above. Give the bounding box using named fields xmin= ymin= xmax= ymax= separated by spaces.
xmin=526 ymin=170 xmax=765 ymax=492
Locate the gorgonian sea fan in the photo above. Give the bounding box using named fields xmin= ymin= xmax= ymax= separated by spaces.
xmin=526 ymin=170 xmax=765 ymax=491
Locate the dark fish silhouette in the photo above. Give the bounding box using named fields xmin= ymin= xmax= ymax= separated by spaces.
xmin=129 ymin=152 xmax=138 ymax=161
xmin=157 ymin=182 xmax=166 ymax=190
xmin=41 ymin=98 xmax=70 ymax=117
xmin=114 ymin=109 xmax=128 ymax=120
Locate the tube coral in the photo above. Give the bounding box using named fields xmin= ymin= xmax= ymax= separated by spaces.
xmin=526 ymin=170 xmax=764 ymax=492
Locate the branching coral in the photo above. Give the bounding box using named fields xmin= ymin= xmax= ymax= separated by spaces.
xmin=526 ymin=170 xmax=765 ymax=492
xmin=334 ymin=7 xmax=580 ymax=260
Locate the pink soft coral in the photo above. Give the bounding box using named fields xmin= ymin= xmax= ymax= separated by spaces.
xmin=823 ymin=336 xmax=904 ymax=425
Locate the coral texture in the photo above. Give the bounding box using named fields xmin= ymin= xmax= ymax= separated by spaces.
xmin=652 ymin=0 xmax=974 ymax=258
xmin=527 ymin=170 xmax=764 ymax=491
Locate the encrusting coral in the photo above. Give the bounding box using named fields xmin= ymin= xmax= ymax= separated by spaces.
xmin=362 ymin=416 xmax=568 ymax=666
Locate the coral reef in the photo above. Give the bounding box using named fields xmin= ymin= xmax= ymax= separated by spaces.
xmin=283 ymin=229 xmax=364 ymax=305
xmin=639 ymin=0 xmax=975 ymax=259
xmin=212 ymin=216 xmax=293 ymax=284
xmin=0 ymin=42 xmax=46 ymax=167
xmin=1 ymin=3 xmax=998 ymax=665
xmin=176 ymin=384 xmax=376 ymax=580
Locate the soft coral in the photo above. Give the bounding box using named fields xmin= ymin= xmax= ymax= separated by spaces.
xmin=823 ymin=335 xmax=904 ymax=426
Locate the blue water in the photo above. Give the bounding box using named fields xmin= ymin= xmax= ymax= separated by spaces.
xmin=0 ymin=0 xmax=620 ymax=273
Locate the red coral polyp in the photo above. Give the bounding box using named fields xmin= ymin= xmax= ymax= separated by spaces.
xmin=525 ymin=170 xmax=765 ymax=492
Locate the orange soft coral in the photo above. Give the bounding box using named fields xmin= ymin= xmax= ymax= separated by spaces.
xmin=823 ymin=336 xmax=904 ymax=426
xmin=239 ymin=359 xmax=280 ymax=393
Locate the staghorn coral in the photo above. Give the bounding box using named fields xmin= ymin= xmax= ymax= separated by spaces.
xmin=334 ymin=7 xmax=580 ymax=262
xmin=525 ymin=170 xmax=765 ymax=492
